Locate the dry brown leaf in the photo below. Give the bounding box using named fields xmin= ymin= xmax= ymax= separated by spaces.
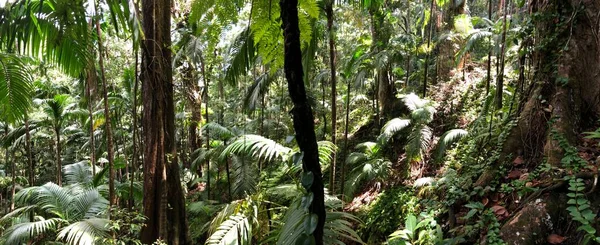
xmin=513 ymin=156 xmax=524 ymax=166
xmin=547 ymin=234 xmax=566 ymax=244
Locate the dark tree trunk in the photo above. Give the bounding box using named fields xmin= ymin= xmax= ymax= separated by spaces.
xmin=326 ymin=0 xmax=337 ymax=194
xmin=131 ymin=49 xmax=139 ymax=209
xmin=140 ymin=0 xmax=191 ymax=243
xmin=280 ymin=0 xmax=326 ymax=243
xmin=495 ymin=0 xmax=509 ymax=109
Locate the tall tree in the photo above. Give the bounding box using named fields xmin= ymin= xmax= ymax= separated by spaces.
xmin=93 ymin=0 xmax=116 ymax=207
xmin=325 ymin=0 xmax=338 ymax=194
xmin=280 ymin=0 xmax=326 ymax=243
xmin=140 ymin=0 xmax=191 ymax=243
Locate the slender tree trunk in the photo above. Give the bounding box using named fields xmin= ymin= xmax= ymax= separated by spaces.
xmin=9 ymin=148 xmax=15 ymax=212
xmin=25 ymin=115 xmax=34 ymax=186
xmin=486 ymin=0 xmax=493 ymax=95
xmin=140 ymin=0 xmax=191 ymax=243
xmin=130 ymin=49 xmax=139 ymax=209
xmin=280 ymin=0 xmax=326 ymax=243
xmin=86 ymin=68 xmax=97 ymax=175
xmin=94 ymin=1 xmax=116 ymax=207
xmin=495 ymin=0 xmax=509 ymax=109
xmin=326 ymin=0 xmax=338 ymax=194
xmin=340 ymin=77 xmax=351 ymax=199
xmin=54 ymin=126 xmax=62 ymax=186
xmin=422 ymin=0 xmax=435 ymax=97
xmin=200 ymin=53 xmax=210 ymax=200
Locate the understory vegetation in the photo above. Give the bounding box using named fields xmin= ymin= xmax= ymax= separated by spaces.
xmin=0 ymin=0 xmax=599 ymax=244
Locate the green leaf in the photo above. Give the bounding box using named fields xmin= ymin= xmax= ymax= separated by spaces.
xmin=302 ymin=171 xmax=314 ymax=190
xmin=304 ymin=213 xmax=318 ymax=235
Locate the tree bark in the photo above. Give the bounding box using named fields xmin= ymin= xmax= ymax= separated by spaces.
xmin=326 ymin=0 xmax=337 ymax=194
xmin=94 ymin=1 xmax=116 ymax=207
xmin=495 ymin=0 xmax=509 ymax=110
xmin=140 ymin=0 xmax=191 ymax=243
xmin=280 ymin=0 xmax=326 ymax=243
xmin=476 ymin=0 xmax=600 ymax=186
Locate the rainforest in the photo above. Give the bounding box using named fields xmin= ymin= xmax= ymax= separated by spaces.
xmin=0 ymin=0 xmax=599 ymax=244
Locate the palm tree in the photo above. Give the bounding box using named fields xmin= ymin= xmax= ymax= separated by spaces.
xmin=42 ymin=94 xmax=77 ymax=186
xmin=0 ymin=162 xmax=110 ymax=245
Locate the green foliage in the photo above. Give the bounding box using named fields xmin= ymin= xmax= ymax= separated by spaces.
xmin=359 ymin=187 xmax=419 ymax=243
xmin=565 ymin=176 xmax=600 ymax=244
xmin=0 ymin=53 xmax=33 ymax=122
xmin=386 ymin=212 xmax=444 ymax=245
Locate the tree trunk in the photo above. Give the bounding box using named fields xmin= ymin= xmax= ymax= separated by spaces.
xmin=495 ymin=0 xmax=509 ymax=110
xmin=476 ymin=0 xmax=600 ymax=186
xmin=140 ymin=0 xmax=191 ymax=243
xmin=25 ymin=115 xmax=34 ymax=186
xmin=9 ymin=148 xmax=15 ymax=212
xmin=280 ymin=0 xmax=326 ymax=243
xmin=54 ymin=126 xmax=62 ymax=186
xmin=326 ymin=0 xmax=337 ymax=194
xmin=422 ymin=0 xmax=435 ymax=97
xmin=369 ymin=7 xmax=394 ymax=118
xmin=86 ymin=66 xmax=97 ymax=176
xmin=485 ymin=0 xmax=493 ymax=95
xmin=183 ymin=64 xmax=202 ymax=171
xmin=131 ymin=48 xmax=139 ymax=209
xmin=94 ymin=1 xmax=116 ymax=207
xmin=437 ymin=0 xmax=467 ymax=81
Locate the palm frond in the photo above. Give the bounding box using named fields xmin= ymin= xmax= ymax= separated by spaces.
xmin=56 ymin=218 xmax=110 ymax=245
xmin=206 ymin=214 xmax=251 ymax=245
xmin=202 ymin=122 xmax=237 ymax=141
xmin=220 ymin=134 xmax=291 ymax=162
xmin=435 ymin=129 xmax=468 ymax=160
xmin=231 ymin=155 xmax=259 ymax=198
xmin=318 ymin=141 xmax=337 ymax=168
xmin=0 ymin=53 xmax=33 ymax=122
xmin=69 ymin=189 xmax=108 ymax=220
xmin=63 ymin=161 xmax=93 ymax=186
xmin=378 ymin=118 xmax=411 ymax=144
xmin=3 ymin=217 xmax=62 ymax=245
xmin=405 ymin=125 xmax=432 ymax=162
xmin=223 ymin=27 xmax=255 ymax=85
